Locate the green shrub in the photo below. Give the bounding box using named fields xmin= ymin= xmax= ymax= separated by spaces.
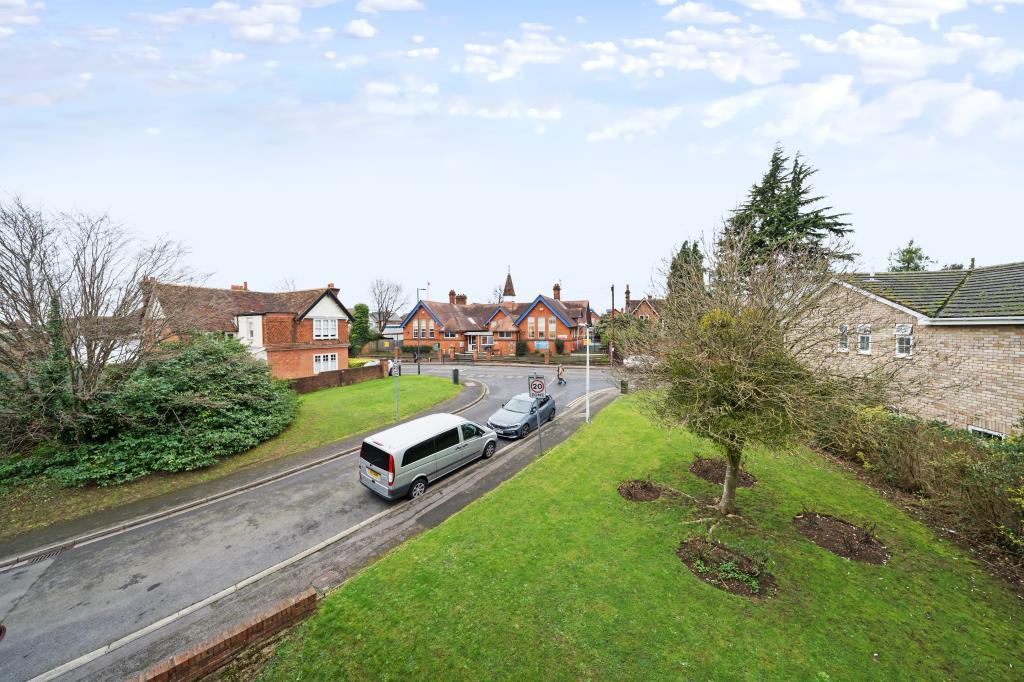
xmin=402 ymin=344 xmax=433 ymax=356
xmin=515 ymin=341 xmax=528 ymax=357
xmin=812 ymin=406 xmax=1024 ymax=555
xmin=1 ymin=336 xmax=297 ymax=488
xmin=554 ymin=339 xmax=565 ymax=354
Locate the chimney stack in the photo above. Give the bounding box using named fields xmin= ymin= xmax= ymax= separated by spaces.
xmin=625 ymin=284 xmax=631 ymax=310
xmin=231 ymin=281 xmax=249 ymax=291
xmin=455 ymin=293 xmax=468 ymax=305
xmin=553 ymin=283 xmax=561 ymax=300
xmin=449 ymin=289 xmax=457 ymax=304
xmin=327 ymin=282 xmax=335 ymax=289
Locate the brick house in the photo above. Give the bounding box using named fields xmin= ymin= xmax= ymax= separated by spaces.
xmin=400 ymin=272 xmax=592 ymax=356
xmin=623 ymin=285 xmax=665 ymax=323
xmin=145 ymin=281 xmax=354 ymax=379
xmin=829 ymin=263 xmax=1024 ymax=437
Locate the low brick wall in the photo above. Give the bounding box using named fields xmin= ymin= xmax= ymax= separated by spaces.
xmin=130 ymin=588 xmax=317 ymax=682
xmin=289 ymin=362 xmax=386 ymax=394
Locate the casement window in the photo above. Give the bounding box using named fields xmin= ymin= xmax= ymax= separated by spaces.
xmin=313 ymin=318 xmax=338 ymax=340
xmin=639 ymin=314 xmax=650 ymax=322
xmin=549 ymin=317 xmax=557 ymax=336
xmin=481 ymin=335 xmax=494 ymax=347
xmin=837 ymin=324 xmax=849 ymax=352
xmin=429 ymin=320 xmax=435 ymax=338
xmin=894 ymin=324 xmax=913 ymax=358
xmin=411 ymin=320 xmax=418 ymax=339
xmin=527 ymin=318 xmax=535 ymax=339
xmin=444 ymin=330 xmax=458 ymax=339
xmin=497 ymin=331 xmax=513 ymax=339
xmin=537 ymin=316 xmax=546 ymax=339
xmin=969 ymin=425 xmax=1006 ymax=441
xmin=857 ymin=324 xmax=871 ymax=354
xmin=313 ymin=353 xmax=338 ymax=373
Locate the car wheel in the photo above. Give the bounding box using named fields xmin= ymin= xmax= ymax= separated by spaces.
xmin=548 ymin=409 xmax=555 ymax=422
xmin=408 ymin=477 xmax=427 ymax=499
xmin=520 ymin=423 xmax=531 ymax=439
xmin=482 ymin=441 xmax=496 ymax=459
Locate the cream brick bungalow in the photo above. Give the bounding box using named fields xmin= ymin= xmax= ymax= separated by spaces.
xmin=833 ymin=262 xmax=1024 ymax=437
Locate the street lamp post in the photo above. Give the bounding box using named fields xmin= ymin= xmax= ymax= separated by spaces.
xmin=585 ymin=324 xmax=591 ymax=423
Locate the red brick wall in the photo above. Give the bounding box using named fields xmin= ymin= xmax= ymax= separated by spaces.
xmin=520 ymin=302 xmax=576 ymax=352
xmin=264 ymin=313 xmax=350 ymax=347
xmin=131 ymin=588 xmax=317 ymax=682
xmin=633 ymin=300 xmax=659 ymax=322
xmin=404 ymin=308 xmax=446 ymax=350
xmin=289 ymin=362 xmax=386 ymax=394
xmin=267 ymin=346 xmax=350 ymax=379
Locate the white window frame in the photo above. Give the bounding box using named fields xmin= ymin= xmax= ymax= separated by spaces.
xmin=895 ymin=335 xmax=913 ymax=358
xmin=857 ymin=324 xmax=871 ymax=355
xmin=527 ymin=317 xmax=535 ymax=339
xmin=537 ymin=316 xmax=546 ymax=340
xmin=313 ymin=318 xmax=339 ymax=340
xmin=549 ymin=316 xmax=557 ymax=337
xmin=837 ymin=324 xmax=849 ymax=352
xmin=444 ymin=330 xmax=458 ymax=339
xmin=497 ymin=331 xmax=513 ymax=339
xmin=638 ymin=314 xmax=650 ymax=322
xmin=313 ymin=352 xmax=338 ymax=374
xmin=968 ymin=425 xmax=1006 ymax=441
xmin=429 ymin=319 xmax=435 ymax=338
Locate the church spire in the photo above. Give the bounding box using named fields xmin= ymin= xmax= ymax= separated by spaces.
xmin=502 ymin=267 xmax=516 ymax=299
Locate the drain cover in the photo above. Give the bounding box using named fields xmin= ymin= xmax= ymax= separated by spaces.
xmin=28 ymin=548 xmax=63 ymax=564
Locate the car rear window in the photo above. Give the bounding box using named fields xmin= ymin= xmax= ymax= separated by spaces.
xmin=402 ymin=439 xmax=434 ymax=466
xmin=360 ymin=442 xmax=390 ymax=470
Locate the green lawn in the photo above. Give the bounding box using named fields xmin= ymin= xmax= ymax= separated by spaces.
xmin=261 ymin=396 xmax=1023 ymax=681
xmin=0 ymin=376 xmax=460 ymax=543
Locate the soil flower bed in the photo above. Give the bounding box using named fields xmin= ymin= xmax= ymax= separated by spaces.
xmin=676 ymin=538 xmax=776 ymax=598
xmin=689 ymin=456 xmax=756 ymax=488
xmin=794 ymin=512 xmax=890 ymax=564
xmin=618 ymin=478 xmax=665 ymax=502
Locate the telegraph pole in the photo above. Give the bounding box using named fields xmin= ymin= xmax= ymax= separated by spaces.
xmin=609 ymin=284 xmax=615 ymax=367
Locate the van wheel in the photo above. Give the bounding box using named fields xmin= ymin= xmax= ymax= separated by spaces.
xmin=520 ymin=424 xmax=531 ymax=439
xmin=409 ymin=478 xmax=427 ymax=499
xmin=482 ymin=441 xmax=496 ymax=459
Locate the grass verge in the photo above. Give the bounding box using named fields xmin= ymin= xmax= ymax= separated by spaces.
xmin=0 ymin=376 xmax=460 ymax=544
xmin=260 ymin=395 xmax=1022 ymax=680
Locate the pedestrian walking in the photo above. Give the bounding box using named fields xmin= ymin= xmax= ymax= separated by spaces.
xmin=557 ymin=364 xmax=566 ymax=385
xmin=396 ymin=357 xmax=403 ymax=376
xmin=387 ymin=358 xmax=394 ymax=376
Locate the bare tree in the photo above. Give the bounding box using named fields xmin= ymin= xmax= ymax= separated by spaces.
xmin=0 ymin=195 xmax=192 ymax=450
xmin=276 ymin=277 xmax=297 ymax=292
xmin=369 ymin=279 xmax=408 ymax=332
xmin=490 ymin=286 xmax=505 ymax=305
xmin=622 ymin=227 xmax=956 ymax=515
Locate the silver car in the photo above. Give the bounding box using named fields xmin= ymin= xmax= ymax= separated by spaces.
xmin=359 ymin=413 xmax=497 ymax=500
xmin=486 ymin=392 xmax=556 ymax=439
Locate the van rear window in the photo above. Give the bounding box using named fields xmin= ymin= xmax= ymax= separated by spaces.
xmin=360 ymin=442 xmax=390 ymax=470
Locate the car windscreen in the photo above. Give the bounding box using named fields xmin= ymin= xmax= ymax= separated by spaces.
xmin=360 ymin=442 xmax=390 ymax=470
xmin=505 ymin=398 xmax=533 ymax=413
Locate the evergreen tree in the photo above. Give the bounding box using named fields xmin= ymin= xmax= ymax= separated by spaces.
xmin=37 ymin=294 xmax=75 ymax=440
xmin=350 ymin=303 xmax=372 ymax=355
xmin=724 ymin=146 xmax=852 ymax=262
xmin=668 ymin=240 xmax=703 ymax=299
xmin=888 ymin=240 xmax=934 ymax=272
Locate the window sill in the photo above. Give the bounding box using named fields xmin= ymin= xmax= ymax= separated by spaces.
xmin=857 ymin=350 xmax=872 ymax=356
xmin=837 ymin=348 xmax=849 ymax=353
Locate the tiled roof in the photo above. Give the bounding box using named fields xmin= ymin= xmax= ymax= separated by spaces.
xmin=627 ymin=297 xmax=665 ymax=316
xmin=415 ymin=296 xmax=591 ymax=332
xmin=152 ymin=283 xmax=343 ymax=332
xmin=850 ymin=262 xmax=1024 ymax=319
xmin=502 ymin=271 xmax=516 ymax=297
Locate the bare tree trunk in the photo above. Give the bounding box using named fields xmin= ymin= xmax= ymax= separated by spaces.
xmin=718 ymin=444 xmax=743 ymax=514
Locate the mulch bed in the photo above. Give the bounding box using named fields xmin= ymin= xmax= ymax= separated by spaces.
xmin=689 ymin=456 xmax=756 ymax=488
xmin=618 ymin=479 xmax=665 ymax=502
xmin=793 ymin=513 xmax=891 ymax=564
xmin=676 ymin=538 xmax=776 ymax=598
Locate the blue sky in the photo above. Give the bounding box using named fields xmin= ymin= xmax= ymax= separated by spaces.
xmin=1 ymin=0 xmax=1022 ymax=306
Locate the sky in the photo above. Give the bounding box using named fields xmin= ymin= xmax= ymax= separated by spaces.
xmin=1 ymin=0 xmax=1022 ymax=310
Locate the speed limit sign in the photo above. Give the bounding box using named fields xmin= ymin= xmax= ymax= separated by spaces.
xmin=528 ymin=375 xmax=546 ymax=398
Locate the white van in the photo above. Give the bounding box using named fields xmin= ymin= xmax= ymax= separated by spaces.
xmin=359 ymin=414 xmax=498 ymax=500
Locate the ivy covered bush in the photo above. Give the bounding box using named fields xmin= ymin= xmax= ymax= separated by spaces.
xmin=1 ymin=336 xmax=297 ymax=488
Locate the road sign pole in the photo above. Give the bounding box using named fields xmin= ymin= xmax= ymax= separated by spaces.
xmin=585 ymin=327 xmax=591 ymax=423
xmin=528 ymin=374 xmax=546 ymax=455
xmin=394 ymin=364 xmax=400 ymax=422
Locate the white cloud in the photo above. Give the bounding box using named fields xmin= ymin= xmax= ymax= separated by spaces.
xmin=264 ymin=60 xmax=280 ymax=69
xmin=402 ymin=46 xmax=440 ymax=58
xmin=209 ymin=48 xmax=245 ymax=68
xmin=460 ymin=27 xmax=569 ymax=82
xmin=581 ymin=41 xmax=620 ymax=71
xmin=703 ymin=74 xmax=1024 ymax=143
xmin=520 ymin=22 xmax=553 ymax=32
xmin=365 ymin=80 xmax=401 ymax=96
xmin=664 ymin=2 xmax=741 ymax=23
xmin=446 ymin=100 xmax=562 ymax=121
xmin=345 ymin=18 xmax=377 ymax=38
xmin=586 ymin=107 xmax=683 ymax=142
xmin=411 ymin=34 xmax=425 ymax=44
xmin=836 ymin=0 xmax=967 ymax=28
xmin=945 ymin=24 xmax=1024 ymax=76
xmin=575 ymin=15 xmax=588 ymax=23
xmin=804 ymin=25 xmax=959 ymax=82
xmin=356 ymin=0 xmax=424 ymax=12
xmin=310 ymin=26 xmax=335 ymax=43
xmin=732 ymin=0 xmax=805 ymax=18
xmin=77 ymin=26 xmax=121 ymax=42
xmin=0 ymin=0 xmax=42 ymax=35
xmin=334 ymin=54 xmax=369 ymax=69
xmin=0 ymin=26 xmax=12 ymax=38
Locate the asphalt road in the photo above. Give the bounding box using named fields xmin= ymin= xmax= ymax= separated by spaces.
xmin=0 ymin=364 xmax=616 ymax=681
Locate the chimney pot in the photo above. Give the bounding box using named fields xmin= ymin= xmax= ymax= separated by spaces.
xmin=455 ymin=293 xmax=468 ymax=305
xmin=625 ymin=284 xmax=631 ymax=309
xmin=553 ymin=283 xmax=561 ymax=300
xmin=449 ymin=289 xmax=457 ymax=304
xmin=230 ymin=282 xmax=249 ymax=291
xmin=327 ymin=282 xmax=335 ymax=289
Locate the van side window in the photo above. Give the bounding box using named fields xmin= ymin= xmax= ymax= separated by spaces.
xmin=433 ymin=428 xmax=460 ymax=452
xmin=460 ymin=423 xmax=482 ymax=440
xmin=403 ymin=439 xmax=434 ymax=466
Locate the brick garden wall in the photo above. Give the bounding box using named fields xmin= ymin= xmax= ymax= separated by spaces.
xmin=288 ymin=361 xmax=386 ymax=394
xmin=130 ymin=588 xmax=317 ymax=682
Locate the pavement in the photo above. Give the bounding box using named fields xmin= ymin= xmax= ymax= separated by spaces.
xmin=0 ymin=364 xmax=617 ymax=681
